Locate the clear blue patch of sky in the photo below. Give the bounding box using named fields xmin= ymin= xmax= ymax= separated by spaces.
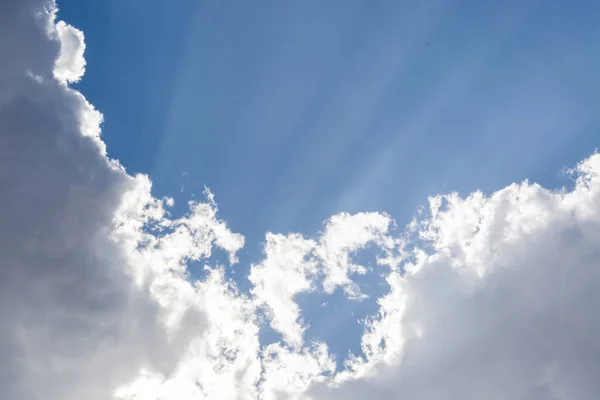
xmin=58 ymin=0 xmax=600 ymax=366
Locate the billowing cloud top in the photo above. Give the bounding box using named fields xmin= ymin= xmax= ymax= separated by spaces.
xmin=2 ymin=1 xmax=600 ymax=399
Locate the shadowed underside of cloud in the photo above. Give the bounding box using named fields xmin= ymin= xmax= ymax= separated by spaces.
xmin=2 ymin=1 xmax=600 ymax=399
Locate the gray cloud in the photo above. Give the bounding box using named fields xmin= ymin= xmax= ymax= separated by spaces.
xmin=0 ymin=1 xmax=209 ymax=399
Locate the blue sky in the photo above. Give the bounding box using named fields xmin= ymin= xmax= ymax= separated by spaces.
xmin=56 ymin=0 xmax=599 ymax=367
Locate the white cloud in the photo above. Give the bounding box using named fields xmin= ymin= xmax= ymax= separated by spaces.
xmin=310 ymin=153 xmax=600 ymax=399
xmin=317 ymin=212 xmax=394 ymax=299
xmin=249 ymin=233 xmax=318 ymax=348
xmin=5 ymin=1 xmax=600 ymax=399
xmin=53 ymin=20 xmax=85 ymax=83
xmin=248 ymin=212 xmax=394 ymax=349
xmin=115 ymin=268 xmax=263 ymax=400
xmin=259 ymin=342 xmax=336 ymax=400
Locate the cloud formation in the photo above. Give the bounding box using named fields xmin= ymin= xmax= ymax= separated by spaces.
xmin=1 ymin=2 xmax=241 ymax=399
xmin=310 ymin=158 xmax=600 ymax=399
xmin=3 ymin=1 xmax=600 ymax=399
xmin=53 ymin=20 xmax=85 ymax=83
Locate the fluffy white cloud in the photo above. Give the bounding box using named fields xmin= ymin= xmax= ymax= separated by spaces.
xmin=249 ymin=212 xmax=393 ymax=348
xmin=310 ymin=154 xmax=600 ymax=399
xmin=317 ymin=212 xmax=393 ymax=299
xmin=53 ymin=20 xmax=85 ymax=83
xmin=4 ymin=1 xmax=600 ymax=399
xmin=249 ymin=233 xmax=318 ymax=348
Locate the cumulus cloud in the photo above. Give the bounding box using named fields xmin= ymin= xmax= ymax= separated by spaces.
xmin=310 ymin=154 xmax=600 ymax=399
xmin=53 ymin=20 xmax=85 ymax=83
xmin=4 ymin=1 xmax=600 ymax=399
xmin=0 ymin=1 xmax=242 ymax=399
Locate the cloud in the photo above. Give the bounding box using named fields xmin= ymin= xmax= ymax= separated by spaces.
xmin=0 ymin=2 xmax=242 ymax=399
xmin=53 ymin=20 xmax=85 ymax=83
xmin=114 ymin=267 xmax=263 ymax=400
xmin=4 ymin=1 xmax=600 ymax=399
xmin=317 ymin=211 xmax=393 ymax=299
xmin=248 ymin=212 xmax=393 ymax=349
xmin=249 ymin=233 xmax=318 ymax=348
xmin=310 ymin=154 xmax=600 ymax=399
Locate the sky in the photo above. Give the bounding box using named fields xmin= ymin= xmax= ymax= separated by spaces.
xmin=56 ymin=0 xmax=600 ymax=235
xmin=2 ymin=0 xmax=600 ymax=399
xmin=55 ymin=0 xmax=600 ymax=365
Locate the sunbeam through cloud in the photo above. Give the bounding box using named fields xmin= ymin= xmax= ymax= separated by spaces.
xmin=2 ymin=1 xmax=600 ymax=399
